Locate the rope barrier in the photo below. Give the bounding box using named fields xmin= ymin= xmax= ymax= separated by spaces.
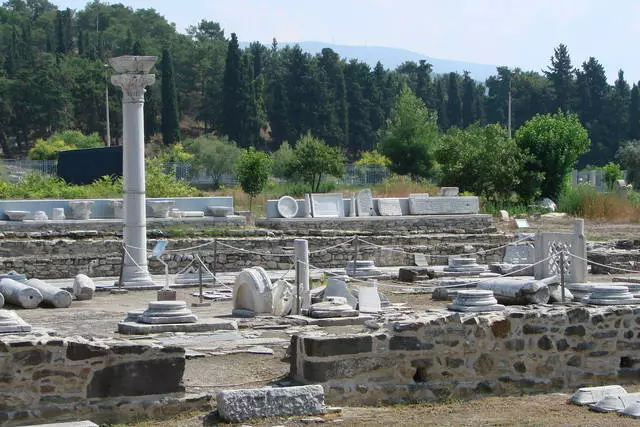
xmin=309 ymin=237 xmax=356 ymax=254
xmin=566 ymin=251 xmax=640 ymax=274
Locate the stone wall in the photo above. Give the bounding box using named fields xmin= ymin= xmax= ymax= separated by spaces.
xmin=0 ymin=333 xmax=204 ymax=426
xmin=588 ymin=248 xmax=640 ymax=274
xmin=290 ymin=305 xmax=640 ymax=405
xmin=0 ymin=233 xmax=511 ymax=279
xmin=257 ymin=214 xmax=494 ymax=234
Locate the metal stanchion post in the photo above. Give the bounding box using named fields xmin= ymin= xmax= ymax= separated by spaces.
xmin=560 ymin=251 xmax=566 ymax=303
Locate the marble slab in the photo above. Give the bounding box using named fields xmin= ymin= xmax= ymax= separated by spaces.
xmin=408 ymin=196 xmax=479 ymax=215
xmin=377 ymin=198 xmax=403 ymax=216
xmin=356 ymin=189 xmax=375 ymax=217
xmin=310 ymin=193 xmax=345 ymax=217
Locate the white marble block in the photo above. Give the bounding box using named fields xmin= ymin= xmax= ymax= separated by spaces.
xmin=356 ymin=189 xmax=375 ymax=216
xmin=377 ymin=198 xmax=403 ymax=216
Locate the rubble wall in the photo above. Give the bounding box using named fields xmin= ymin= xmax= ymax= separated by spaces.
xmin=0 ymin=334 xmax=203 ymax=426
xmin=291 ymin=305 xmax=640 ymax=405
xmin=0 ymin=234 xmax=511 ymax=279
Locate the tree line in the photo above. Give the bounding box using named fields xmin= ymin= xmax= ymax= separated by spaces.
xmin=0 ymin=0 xmax=638 ymax=170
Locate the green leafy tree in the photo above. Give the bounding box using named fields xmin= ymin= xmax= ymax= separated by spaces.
xmin=378 ymin=86 xmax=439 ymax=179
xmin=516 ymin=111 xmax=591 ymax=201
xmin=236 ymin=147 xmax=271 ymax=211
xmin=436 ymin=124 xmax=525 ymax=201
xmin=27 ymin=130 xmax=102 ymax=159
xmin=27 ymin=138 xmax=73 ymax=160
xmin=285 ymin=132 xmax=345 ymax=192
xmin=160 ymin=47 xmax=181 ymax=145
xmin=270 ymin=141 xmax=295 ymax=178
xmin=602 ymin=162 xmax=623 ymax=191
xmin=183 ymin=135 xmax=242 ymax=188
xmin=617 ymin=140 xmax=640 ymax=187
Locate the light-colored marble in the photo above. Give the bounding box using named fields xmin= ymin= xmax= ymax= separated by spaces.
xmin=310 ymin=193 xmax=345 ymax=217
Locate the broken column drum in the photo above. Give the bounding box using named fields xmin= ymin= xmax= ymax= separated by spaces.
xmin=24 ymin=278 xmax=72 ymax=308
xmin=110 ymin=56 xmax=157 ymax=286
xmin=0 ymin=278 xmax=43 ymax=309
xmin=137 ymin=301 xmax=197 ymax=324
xmin=233 ymin=267 xmax=273 ymax=314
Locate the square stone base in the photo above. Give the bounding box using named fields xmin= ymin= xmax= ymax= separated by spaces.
xmin=118 ymin=318 xmax=237 ymax=335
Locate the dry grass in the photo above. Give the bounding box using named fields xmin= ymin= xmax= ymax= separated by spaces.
xmin=575 ymin=192 xmax=640 ymax=222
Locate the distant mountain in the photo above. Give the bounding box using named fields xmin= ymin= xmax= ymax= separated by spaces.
xmin=242 ymin=40 xmax=500 ymax=82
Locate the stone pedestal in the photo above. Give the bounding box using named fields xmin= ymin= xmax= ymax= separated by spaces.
xmin=447 ymin=289 xmax=505 ymax=312
xmin=51 ymin=207 xmax=66 ymax=220
xmin=309 ymin=297 xmax=358 ymax=318
xmin=444 ymin=257 xmax=487 ymax=273
xmin=587 ymin=285 xmax=636 ymax=305
xmin=138 ymin=301 xmax=197 ymax=324
xmin=110 ymin=55 xmax=157 ymax=287
xmin=0 ymin=309 xmax=31 ymax=333
xmin=346 ymin=260 xmax=382 ymax=277
xmin=146 ymin=200 xmax=175 ymax=218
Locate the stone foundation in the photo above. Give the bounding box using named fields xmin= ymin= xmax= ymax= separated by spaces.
xmin=257 ymin=214 xmax=494 ymax=234
xmin=0 ymin=333 xmax=205 ymax=426
xmin=290 ymin=305 xmax=640 ymax=405
xmin=0 ymin=233 xmax=511 ymax=279
xmin=588 ymin=249 xmax=640 ymax=274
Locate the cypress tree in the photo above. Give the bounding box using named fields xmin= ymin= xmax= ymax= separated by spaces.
xmin=629 ymin=84 xmax=640 ymax=140
xmin=160 ymin=47 xmax=181 ymax=145
xmin=461 ymin=71 xmax=475 ymax=127
xmin=446 ymin=72 xmax=462 ymax=128
xmin=435 ymin=77 xmax=448 ymax=130
xmin=544 ymin=44 xmax=575 ymax=112
xmin=221 ymin=33 xmax=243 ymax=143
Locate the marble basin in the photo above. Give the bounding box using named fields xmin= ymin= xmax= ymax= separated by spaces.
xmin=208 ymin=206 xmax=233 ymax=217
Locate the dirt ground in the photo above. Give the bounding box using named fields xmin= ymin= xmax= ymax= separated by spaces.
xmin=11 ymin=215 xmax=640 ymax=426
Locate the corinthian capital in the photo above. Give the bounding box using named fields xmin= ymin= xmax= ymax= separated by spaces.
xmin=111 ymin=74 xmax=156 ymax=103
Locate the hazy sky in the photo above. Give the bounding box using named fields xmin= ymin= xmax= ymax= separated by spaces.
xmin=52 ymin=0 xmax=640 ymax=83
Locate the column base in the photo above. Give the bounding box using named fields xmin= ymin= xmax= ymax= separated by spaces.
xmin=121 ymin=265 xmax=156 ymax=287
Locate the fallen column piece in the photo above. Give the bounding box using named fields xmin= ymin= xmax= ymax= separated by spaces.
xmin=0 ymin=278 xmax=43 ymax=308
xmin=477 ymin=276 xmax=561 ymax=305
xmin=25 ymin=278 xmax=73 ymax=308
xmin=73 ymin=274 xmax=95 ymax=301
xmin=216 ymin=385 xmax=325 ymax=423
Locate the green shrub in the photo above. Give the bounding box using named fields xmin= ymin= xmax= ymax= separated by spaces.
xmin=145 ymin=158 xmax=201 ymax=198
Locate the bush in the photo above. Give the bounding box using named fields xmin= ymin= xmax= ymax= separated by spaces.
xmin=145 ymin=158 xmax=201 ymax=198
xmin=285 ymin=132 xmax=345 ymax=192
xmin=28 ymin=130 xmax=104 ymax=160
xmin=618 ymin=140 xmax=640 ymax=187
xmin=602 ymin=162 xmax=623 ymax=191
xmin=236 ymin=148 xmax=271 ymax=211
xmin=558 ymin=183 xmax=640 ymax=221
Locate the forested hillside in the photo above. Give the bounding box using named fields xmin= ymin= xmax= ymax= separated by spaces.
xmin=0 ymin=0 xmax=637 ymax=168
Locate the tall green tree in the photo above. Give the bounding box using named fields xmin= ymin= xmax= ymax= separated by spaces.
xmin=461 ymin=71 xmax=475 ymax=127
xmin=544 ymin=43 xmax=575 ymax=112
xmin=446 ymin=72 xmax=462 ymax=128
xmin=629 ymin=84 xmax=640 ymax=140
xmin=220 ymin=32 xmax=243 ymax=142
xmin=378 ymin=86 xmax=439 ymax=179
xmin=285 ymin=132 xmax=345 ymax=192
xmin=516 ymin=111 xmax=590 ymax=200
xmin=160 ymin=47 xmax=181 ymax=145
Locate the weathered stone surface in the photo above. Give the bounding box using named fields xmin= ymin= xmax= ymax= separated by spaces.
xmin=72 ymin=274 xmax=95 ymax=301
xmin=477 ymin=277 xmax=552 ymax=305
xmin=87 ymin=358 xmax=185 ymax=397
xmin=117 ymin=317 xmax=237 ymax=334
xmin=356 ymin=189 xmax=375 ymax=217
xmin=377 ymin=198 xmax=403 ymax=216
xmin=398 ymin=267 xmax=431 ymax=282
xmin=216 ymin=385 xmax=325 ymax=423
xmin=303 ymin=335 xmax=373 ymax=357
xmin=407 ymin=196 xmax=479 ymax=215
xmin=0 ymin=278 xmax=43 ymax=309
xmin=0 ymin=309 xmax=31 ymax=333
xmin=24 ymin=278 xmax=72 ymax=308
xmin=233 ymin=267 xmax=273 ymax=314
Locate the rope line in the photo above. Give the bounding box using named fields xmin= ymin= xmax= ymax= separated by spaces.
xmin=566 ymin=251 xmax=640 ymax=274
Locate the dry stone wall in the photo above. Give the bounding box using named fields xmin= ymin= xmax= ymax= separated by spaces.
xmin=0 ymin=333 xmax=197 ymax=426
xmin=291 ymin=305 xmax=640 ymax=405
xmin=0 ymin=233 xmax=511 ymax=279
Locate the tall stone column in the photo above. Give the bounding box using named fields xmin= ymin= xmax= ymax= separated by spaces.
xmin=109 ymin=56 xmax=157 ymax=286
